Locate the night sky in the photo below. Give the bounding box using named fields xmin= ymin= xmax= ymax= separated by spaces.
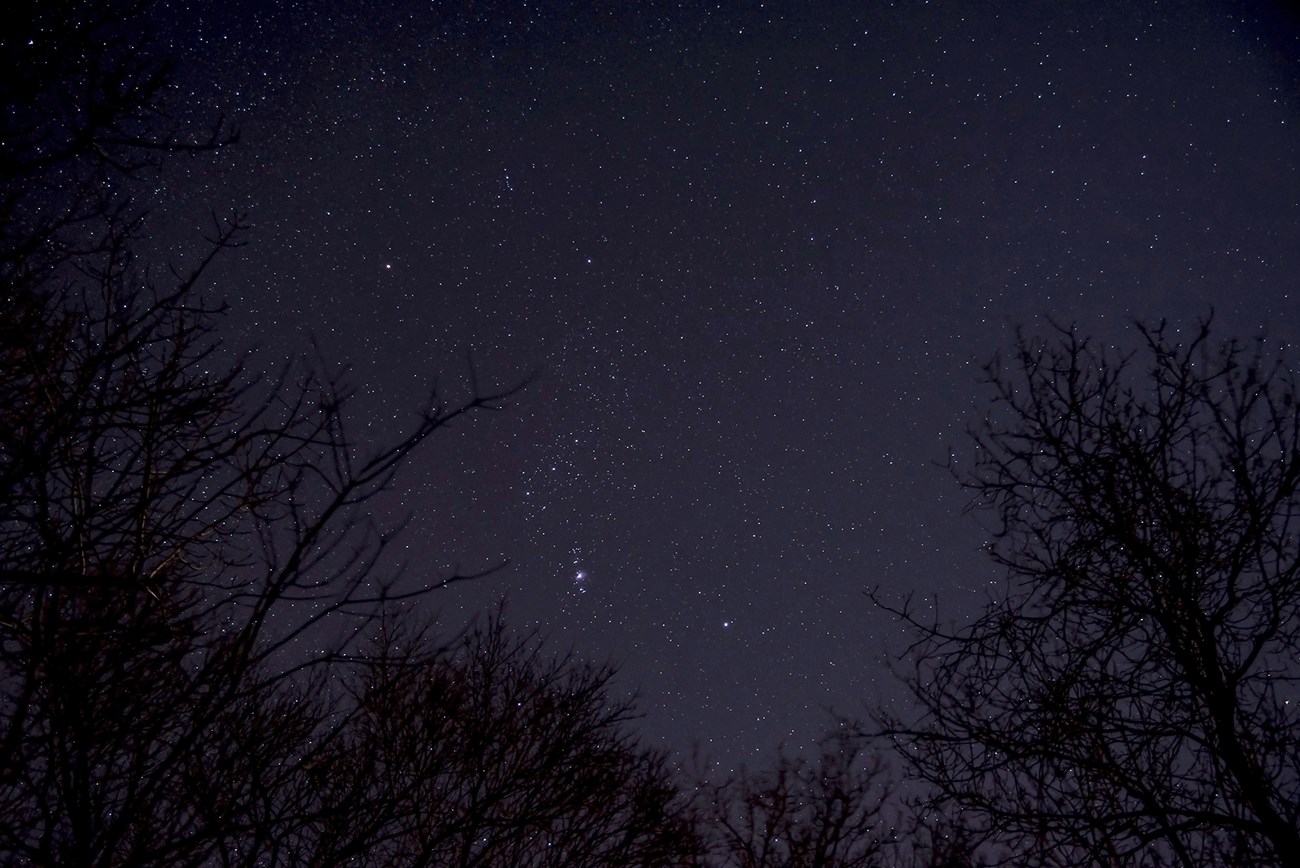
xmin=152 ymin=0 xmax=1300 ymax=768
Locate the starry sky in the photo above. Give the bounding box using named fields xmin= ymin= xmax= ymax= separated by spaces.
xmin=151 ymin=0 xmax=1300 ymax=767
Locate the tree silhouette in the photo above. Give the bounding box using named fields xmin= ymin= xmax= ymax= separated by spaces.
xmin=876 ymin=319 xmax=1300 ymax=866
xmin=699 ymin=728 xmax=993 ymax=868
xmin=0 ymin=259 xmax=521 ymax=861
xmin=701 ymin=730 xmax=895 ymax=868
xmin=301 ymin=610 xmax=705 ymax=867
xmin=1 ymin=3 xmax=705 ymax=865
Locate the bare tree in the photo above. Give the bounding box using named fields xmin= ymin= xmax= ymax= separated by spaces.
xmin=292 ymin=610 xmax=706 ymax=867
xmin=1 ymin=5 xmax=715 ymax=865
xmin=1 ymin=2 xmax=543 ymax=863
xmin=875 ymin=319 xmax=1300 ymax=866
xmin=0 ymin=225 xmax=524 ymax=862
xmin=700 ymin=729 xmax=897 ymax=868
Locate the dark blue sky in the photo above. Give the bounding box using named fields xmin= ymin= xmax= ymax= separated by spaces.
xmin=157 ymin=0 xmax=1300 ymax=768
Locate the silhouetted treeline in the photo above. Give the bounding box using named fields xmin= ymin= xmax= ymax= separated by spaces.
xmin=5 ymin=3 xmax=1299 ymax=866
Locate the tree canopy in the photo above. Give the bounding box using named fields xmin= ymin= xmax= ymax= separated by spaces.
xmin=0 ymin=3 xmax=703 ymax=864
xmin=877 ymin=320 xmax=1300 ymax=866
xmin=8 ymin=4 xmax=1299 ymax=866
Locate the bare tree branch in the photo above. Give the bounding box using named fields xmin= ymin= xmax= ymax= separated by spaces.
xmin=875 ymin=317 xmax=1300 ymax=866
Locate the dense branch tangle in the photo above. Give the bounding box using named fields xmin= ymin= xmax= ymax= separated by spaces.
xmin=2 ymin=4 xmax=518 ymax=858
xmin=877 ymin=319 xmax=1300 ymax=866
xmin=0 ymin=222 xmax=527 ymax=863
xmin=0 ymin=4 xmax=718 ymax=864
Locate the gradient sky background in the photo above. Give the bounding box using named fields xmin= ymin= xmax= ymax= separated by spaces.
xmin=151 ymin=0 xmax=1300 ymax=768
